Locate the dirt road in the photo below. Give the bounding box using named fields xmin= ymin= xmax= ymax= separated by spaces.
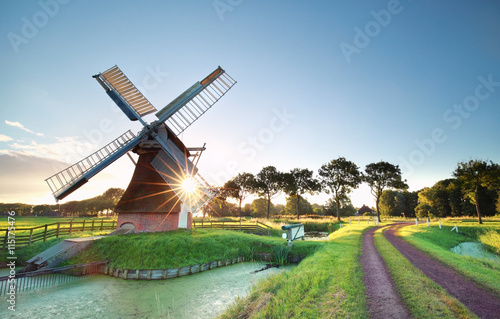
xmin=361 ymin=226 xmax=411 ymax=319
xmin=384 ymin=224 xmax=500 ymax=319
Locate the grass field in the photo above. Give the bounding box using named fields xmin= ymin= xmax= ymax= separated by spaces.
xmin=0 ymin=216 xmax=116 ymax=229
xmin=398 ymin=220 xmax=500 ymax=295
xmin=2 ymin=216 xmax=499 ymax=317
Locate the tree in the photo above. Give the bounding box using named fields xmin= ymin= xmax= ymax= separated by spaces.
xmin=363 ymin=161 xmax=408 ymax=222
xmin=379 ymin=190 xmax=403 ymax=217
xmin=318 ymin=157 xmax=362 ymax=221
xmin=283 ymin=168 xmax=320 ymax=219
xmin=324 ymin=196 xmax=356 ymax=217
xmin=453 ymin=159 xmax=500 ymax=224
xmin=230 ymin=172 xmax=256 ymax=220
xmin=217 ymin=180 xmax=239 ymax=217
xmin=284 ymin=196 xmax=313 ymax=216
xmin=251 ymin=198 xmax=269 ymax=217
xmin=254 ymin=166 xmax=284 ymax=219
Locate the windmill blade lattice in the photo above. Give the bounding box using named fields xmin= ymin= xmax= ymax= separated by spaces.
xmin=45 ymin=130 xmax=140 ymax=200
xmin=94 ymin=65 xmax=157 ymax=121
xmin=156 ymin=67 xmax=236 ymax=136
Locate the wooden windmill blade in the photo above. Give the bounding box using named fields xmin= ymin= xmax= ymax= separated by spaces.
xmin=155 ymin=66 xmax=236 ymax=136
xmin=45 ymin=130 xmax=141 ymax=201
xmin=93 ymin=65 xmax=157 ymax=122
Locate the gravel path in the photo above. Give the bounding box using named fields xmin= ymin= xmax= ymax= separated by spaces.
xmin=384 ymin=223 xmax=500 ymax=319
xmin=361 ymin=226 xmax=411 ymax=319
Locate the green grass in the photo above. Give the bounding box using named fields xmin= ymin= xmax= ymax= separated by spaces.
xmin=219 ymin=225 xmax=370 ymax=318
xmin=374 ymin=228 xmax=477 ymax=318
xmin=398 ymin=221 xmax=500 ymax=296
xmin=478 ymin=229 xmax=500 ymax=255
xmin=0 ymin=216 xmax=116 ymax=229
xmin=65 ymin=229 xmax=325 ymax=269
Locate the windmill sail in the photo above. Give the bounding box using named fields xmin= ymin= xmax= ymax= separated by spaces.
xmin=94 ymin=65 xmax=157 ymax=121
xmin=151 ymin=150 xmax=216 ymax=213
xmin=155 ymin=67 xmax=236 ymax=136
xmin=45 ymin=130 xmax=140 ymax=201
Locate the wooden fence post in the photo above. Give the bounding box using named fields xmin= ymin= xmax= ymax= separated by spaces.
xmin=2 ymin=230 xmax=7 ymax=250
xmin=100 ymin=220 xmax=104 ymax=231
xmin=69 ymin=221 xmax=73 ymax=234
xmin=82 ymin=220 xmax=86 ymax=231
xmin=92 ymin=220 xmax=95 ymax=231
xmin=28 ymin=228 xmax=34 ymax=246
xmin=43 ymin=225 xmax=48 ymax=242
xmin=56 ymin=223 xmax=60 ymax=238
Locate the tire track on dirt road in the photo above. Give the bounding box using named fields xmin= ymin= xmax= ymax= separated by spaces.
xmin=361 ymin=226 xmax=411 ymax=319
xmin=384 ymin=223 xmax=500 ymax=319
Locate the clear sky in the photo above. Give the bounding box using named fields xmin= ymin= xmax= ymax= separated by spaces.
xmin=1 ymin=0 xmax=499 ymax=208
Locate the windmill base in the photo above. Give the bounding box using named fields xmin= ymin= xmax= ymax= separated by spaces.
xmin=117 ymin=212 xmax=192 ymax=233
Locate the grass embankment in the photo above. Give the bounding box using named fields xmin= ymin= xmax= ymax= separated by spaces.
xmin=398 ymin=221 xmax=500 ymax=296
xmin=0 ymin=229 xmax=111 ymax=267
xmin=219 ymin=225 xmax=370 ymax=318
xmin=373 ymin=228 xmax=477 ymax=318
xmin=66 ymin=229 xmax=325 ymax=269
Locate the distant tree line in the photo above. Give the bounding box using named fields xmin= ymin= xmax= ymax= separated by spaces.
xmin=378 ymin=160 xmax=500 ymax=223
xmin=0 ymin=188 xmax=125 ymax=217
xmin=202 ymin=158 xmax=407 ymax=221
xmin=203 ymin=158 xmax=500 ymax=224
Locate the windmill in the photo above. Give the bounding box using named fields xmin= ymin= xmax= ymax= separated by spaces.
xmin=45 ymin=65 xmax=236 ymax=232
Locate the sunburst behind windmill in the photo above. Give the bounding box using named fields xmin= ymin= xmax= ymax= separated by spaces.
xmin=45 ymin=65 xmax=236 ymax=232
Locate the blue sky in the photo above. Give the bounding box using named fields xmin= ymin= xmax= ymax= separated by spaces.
xmin=1 ymin=0 xmax=499 ymax=208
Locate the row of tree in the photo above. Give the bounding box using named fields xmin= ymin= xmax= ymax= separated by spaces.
xmin=0 ymin=188 xmax=124 ymax=217
xmin=206 ymin=158 xmax=500 ymax=224
xmin=202 ymin=194 xmax=357 ymax=219
xmin=208 ymin=158 xmax=408 ymax=222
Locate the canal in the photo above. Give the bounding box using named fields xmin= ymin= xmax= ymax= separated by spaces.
xmin=0 ymin=262 xmax=293 ymax=318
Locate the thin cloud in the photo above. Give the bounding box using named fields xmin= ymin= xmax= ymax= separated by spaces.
xmin=1 ymin=136 xmax=94 ymax=163
xmin=0 ymin=134 xmax=13 ymax=142
xmin=5 ymin=120 xmax=44 ymax=137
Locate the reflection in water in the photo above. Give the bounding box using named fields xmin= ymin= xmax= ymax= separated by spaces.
xmin=0 ymin=262 xmax=293 ymax=319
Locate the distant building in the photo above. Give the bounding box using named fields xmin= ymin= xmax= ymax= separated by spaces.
xmin=356 ymin=204 xmax=375 ymax=216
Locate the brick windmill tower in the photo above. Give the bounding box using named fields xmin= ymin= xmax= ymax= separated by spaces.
xmin=45 ymin=65 xmax=236 ymax=232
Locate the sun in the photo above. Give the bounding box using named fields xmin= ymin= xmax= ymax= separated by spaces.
xmin=181 ymin=177 xmax=197 ymax=194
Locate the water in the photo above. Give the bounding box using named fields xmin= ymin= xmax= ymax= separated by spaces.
xmin=304 ymin=231 xmax=330 ymax=241
xmin=0 ymin=262 xmax=293 ymax=318
xmin=450 ymin=242 xmax=500 ymax=262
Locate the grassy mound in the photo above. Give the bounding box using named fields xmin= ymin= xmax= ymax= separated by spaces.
xmin=65 ymin=229 xmax=325 ymax=269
